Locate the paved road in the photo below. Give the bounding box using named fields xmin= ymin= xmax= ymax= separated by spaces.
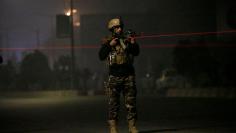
xmin=0 ymin=96 xmax=236 ymax=133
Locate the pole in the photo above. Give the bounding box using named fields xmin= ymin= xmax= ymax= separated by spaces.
xmin=36 ymin=29 xmax=40 ymax=48
xmin=70 ymin=0 xmax=75 ymax=89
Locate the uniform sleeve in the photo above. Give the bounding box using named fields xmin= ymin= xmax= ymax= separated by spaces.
xmin=99 ymin=44 xmax=112 ymax=61
xmin=126 ymin=42 xmax=140 ymax=56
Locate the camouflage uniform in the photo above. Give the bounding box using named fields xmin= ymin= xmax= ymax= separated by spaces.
xmin=100 ymin=34 xmax=139 ymax=121
xmin=106 ymin=75 xmax=137 ymax=120
xmin=99 ymin=18 xmax=139 ymax=133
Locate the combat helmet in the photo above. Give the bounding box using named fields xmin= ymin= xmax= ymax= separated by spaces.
xmin=107 ymin=18 xmax=124 ymax=31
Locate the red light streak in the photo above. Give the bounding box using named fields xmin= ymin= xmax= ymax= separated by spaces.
xmin=135 ymin=30 xmax=236 ymax=39
xmin=0 ymin=30 xmax=235 ymax=51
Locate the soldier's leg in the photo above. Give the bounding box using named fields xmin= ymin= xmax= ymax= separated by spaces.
xmin=107 ymin=76 xmax=122 ymax=133
xmin=123 ymin=75 xmax=137 ymax=120
xmin=123 ymin=75 xmax=138 ymax=133
xmin=107 ymin=75 xmax=121 ymax=121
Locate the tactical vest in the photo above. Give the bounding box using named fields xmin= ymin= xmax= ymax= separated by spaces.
xmin=107 ymin=39 xmax=134 ymax=66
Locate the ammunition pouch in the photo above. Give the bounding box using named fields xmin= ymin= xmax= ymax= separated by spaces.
xmin=107 ymin=51 xmax=134 ymax=65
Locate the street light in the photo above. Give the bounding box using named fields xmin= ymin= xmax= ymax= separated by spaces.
xmin=62 ymin=0 xmax=80 ymax=89
xmin=64 ymin=9 xmax=80 ymax=27
xmin=65 ymin=9 xmax=77 ymax=16
xmin=69 ymin=0 xmax=75 ymax=90
xmin=75 ymin=22 xmax=80 ymax=27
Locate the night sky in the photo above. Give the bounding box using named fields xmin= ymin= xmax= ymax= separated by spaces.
xmin=0 ymin=0 xmax=233 ymax=63
xmin=0 ymin=0 xmax=216 ymax=43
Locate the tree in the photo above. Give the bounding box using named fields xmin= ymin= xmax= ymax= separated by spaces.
xmin=173 ymin=39 xmax=218 ymax=87
xmin=53 ymin=55 xmax=72 ymax=89
xmin=19 ymin=50 xmax=52 ymax=90
xmin=0 ymin=61 xmax=16 ymax=90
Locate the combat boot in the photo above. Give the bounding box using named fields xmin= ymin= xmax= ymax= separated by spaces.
xmin=108 ymin=120 xmax=118 ymax=133
xmin=128 ymin=119 xmax=138 ymax=133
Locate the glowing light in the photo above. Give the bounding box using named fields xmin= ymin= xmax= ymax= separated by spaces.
xmin=65 ymin=9 xmax=77 ymax=16
xmin=75 ymin=22 xmax=80 ymax=27
xmin=65 ymin=10 xmax=71 ymax=16
xmin=72 ymin=9 xmax=77 ymax=13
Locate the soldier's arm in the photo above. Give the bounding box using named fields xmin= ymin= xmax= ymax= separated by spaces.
xmin=127 ymin=42 xmax=140 ymax=56
xmin=98 ymin=37 xmax=112 ymax=60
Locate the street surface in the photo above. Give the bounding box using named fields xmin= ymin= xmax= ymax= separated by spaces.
xmin=0 ymin=95 xmax=236 ymax=133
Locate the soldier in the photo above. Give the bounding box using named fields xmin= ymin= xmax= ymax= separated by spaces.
xmin=99 ymin=18 xmax=140 ymax=133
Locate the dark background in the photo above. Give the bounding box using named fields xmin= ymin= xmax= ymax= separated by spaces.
xmin=1 ymin=0 xmax=236 ymax=93
xmin=1 ymin=0 xmax=236 ymax=132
